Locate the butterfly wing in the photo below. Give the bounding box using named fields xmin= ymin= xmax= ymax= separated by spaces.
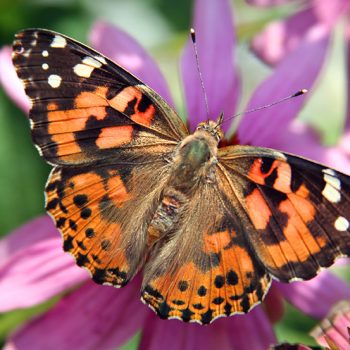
xmin=218 ymin=145 xmax=350 ymax=282
xmin=141 ymin=179 xmax=271 ymax=324
xmin=12 ymin=29 xmax=188 ymax=165
xmin=46 ymin=160 xmax=171 ymax=286
xmin=12 ymin=29 xmax=187 ymax=286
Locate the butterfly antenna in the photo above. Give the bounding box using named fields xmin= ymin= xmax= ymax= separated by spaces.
xmin=191 ymin=28 xmax=210 ymax=120
xmin=217 ymin=89 xmax=308 ymax=127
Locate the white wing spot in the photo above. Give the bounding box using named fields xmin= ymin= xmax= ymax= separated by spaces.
xmin=324 ymin=173 xmax=341 ymax=191
xmin=48 ymin=74 xmax=62 ymax=88
xmin=31 ymin=40 xmax=37 ymax=46
xmin=73 ymin=57 xmax=103 ymax=78
xmin=322 ymin=171 xmax=341 ymax=203
xmin=94 ymin=55 xmax=107 ymax=65
xmin=50 ymin=35 xmax=67 ymax=48
xmin=322 ymin=168 xmax=336 ymax=176
xmin=82 ymin=56 xmax=103 ymax=68
xmin=42 ymin=50 xmax=49 ymax=57
xmin=73 ymin=64 xmax=94 ymax=78
xmin=335 ymin=216 xmax=349 ymax=231
xmin=23 ymin=48 xmax=32 ymax=58
xmin=42 ymin=63 xmax=49 ymax=70
xmin=322 ymin=183 xmax=341 ymax=203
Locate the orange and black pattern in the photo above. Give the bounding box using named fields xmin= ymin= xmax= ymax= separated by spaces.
xmin=12 ymin=29 xmax=350 ymax=324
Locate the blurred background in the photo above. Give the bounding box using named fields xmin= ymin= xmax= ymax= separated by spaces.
xmin=0 ymin=0 xmax=347 ymax=348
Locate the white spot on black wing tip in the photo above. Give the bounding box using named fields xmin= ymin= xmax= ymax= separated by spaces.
xmin=42 ymin=50 xmax=49 ymax=57
xmin=334 ymin=216 xmax=349 ymax=231
xmin=48 ymin=74 xmax=62 ymax=88
xmin=73 ymin=56 xmax=103 ymax=79
xmin=322 ymin=170 xmax=342 ymax=203
xmin=94 ymin=55 xmax=107 ymax=65
xmin=50 ymin=35 xmax=67 ymax=48
xmin=29 ymin=119 xmax=34 ymax=129
xmin=322 ymin=168 xmax=336 ymax=176
xmin=22 ymin=48 xmax=32 ymax=58
xmin=42 ymin=63 xmax=49 ymax=70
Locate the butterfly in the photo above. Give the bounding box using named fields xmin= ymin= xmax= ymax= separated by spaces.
xmin=12 ymin=28 xmax=350 ymax=325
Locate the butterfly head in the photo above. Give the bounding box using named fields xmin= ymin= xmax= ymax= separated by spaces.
xmin=196 ymin=114 xmax=224 ymax=143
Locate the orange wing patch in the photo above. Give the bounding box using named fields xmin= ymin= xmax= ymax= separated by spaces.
xmin=248 ymin=158 xmax=292 ymax=193
xmin=96 ymin=126 xmax=133 ymax=149
xmin=109 ymin=86 xmax=156 ymax=127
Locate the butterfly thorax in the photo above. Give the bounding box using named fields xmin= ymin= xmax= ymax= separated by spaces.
xmin=147 ymin=122 xmax=222 ymax=246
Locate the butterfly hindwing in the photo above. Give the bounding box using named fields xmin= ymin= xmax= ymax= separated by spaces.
xmin=141 ymin=179 xmax=271 ymax=324
xmin=12 ymin=29 xmax=188 ymax=165
xmin=46 ymin=158 xmax=172 ymax=286
xmin=218 ymin=145 xmax=350 ymax=282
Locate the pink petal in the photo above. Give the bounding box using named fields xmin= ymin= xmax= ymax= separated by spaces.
xmin=89 ymin=21 xmax=174 ymax=107
xmin=276 ymin=271 xmax=350 ymax=319
xmin=0 ymin=216 xmax=52 ymax=266
xmin=181 ymin=0 xmax=240 ymax=132
xmin=246 ymin=0 xmax=294 ymax=6
xmin=0 ymin=215 xmax=88 ymax=312
xmin=225 ymin=306 xmax=276 ymax=350
xmin=270 ymin=120 xmax=350 ymax=174
xmin=311 ymin=302 xmax=350 ymax=349
xmin=250 ymin=0 xmax=345 ymax=65
xmin=140 ymin=316 xmax=232 ymax=350
xmin=0 ymin=46 xmax=30 ymax=113
xmin=5 ymin=278 xmax=148 ymax=350
xmin=237 ymin=29 xmax=330 ymax=147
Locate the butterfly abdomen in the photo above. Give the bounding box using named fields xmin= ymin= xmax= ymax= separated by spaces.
xmin=147 ymin=190 xmax=187 ymax=246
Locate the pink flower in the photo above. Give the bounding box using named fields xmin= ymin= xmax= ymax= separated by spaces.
xmin=311 ymin=301 xmax=350 ymax=349
xmin=246 ymin=0 xmax=350 ymax=66
xmin=272 ymin=301 xmax=350 ymax=349
xmin=1 ymin=0 xmax=350 ymax=349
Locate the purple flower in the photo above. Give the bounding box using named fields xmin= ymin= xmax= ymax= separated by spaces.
xmin=1 ymin=0 xmax=350 ymax=348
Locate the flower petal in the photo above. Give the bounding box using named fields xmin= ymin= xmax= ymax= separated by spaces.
xmin=250 ymin=0 xmax=345 ymax=65
xmin=311 ymin=301 xmax=350 ymax=349
xmin=270 ymin=120 xmax=350 ymax=174
xmin=276 ymin=271 xmax=350 ymax=319
xmin=0 ymin=216 xmax=51 ymax=266
xmin=89 ymin=21 xmax=174 ymax=106
xmin=0 ymin=46 xmax=30 ymax=113
xmin=5 ymin=278 xmax=148 ymax=350
xmin=139 ymin=316 xmax=232 ymax=350
xmin=246 ymin=0 xmax=294 ymax=6
xmin=0 ymin=215 xmax=88 ymax=312
xmin=181 ymin=0 xmax=240 ymax=132
xmin=225 ymin=306 xmax=276 ymax=350
xmin=237 ymin=29 xmax=330 ymax=147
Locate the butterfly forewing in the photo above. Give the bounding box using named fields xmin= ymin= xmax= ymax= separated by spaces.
xmin=12 ymin=29 xmax=188 ymax=166
xmin=218 ymin=145 xmax=350 ymax=282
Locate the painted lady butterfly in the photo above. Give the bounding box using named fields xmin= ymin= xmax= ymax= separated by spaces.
xmin=12 ymin=29 xmax=350 ymax=324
